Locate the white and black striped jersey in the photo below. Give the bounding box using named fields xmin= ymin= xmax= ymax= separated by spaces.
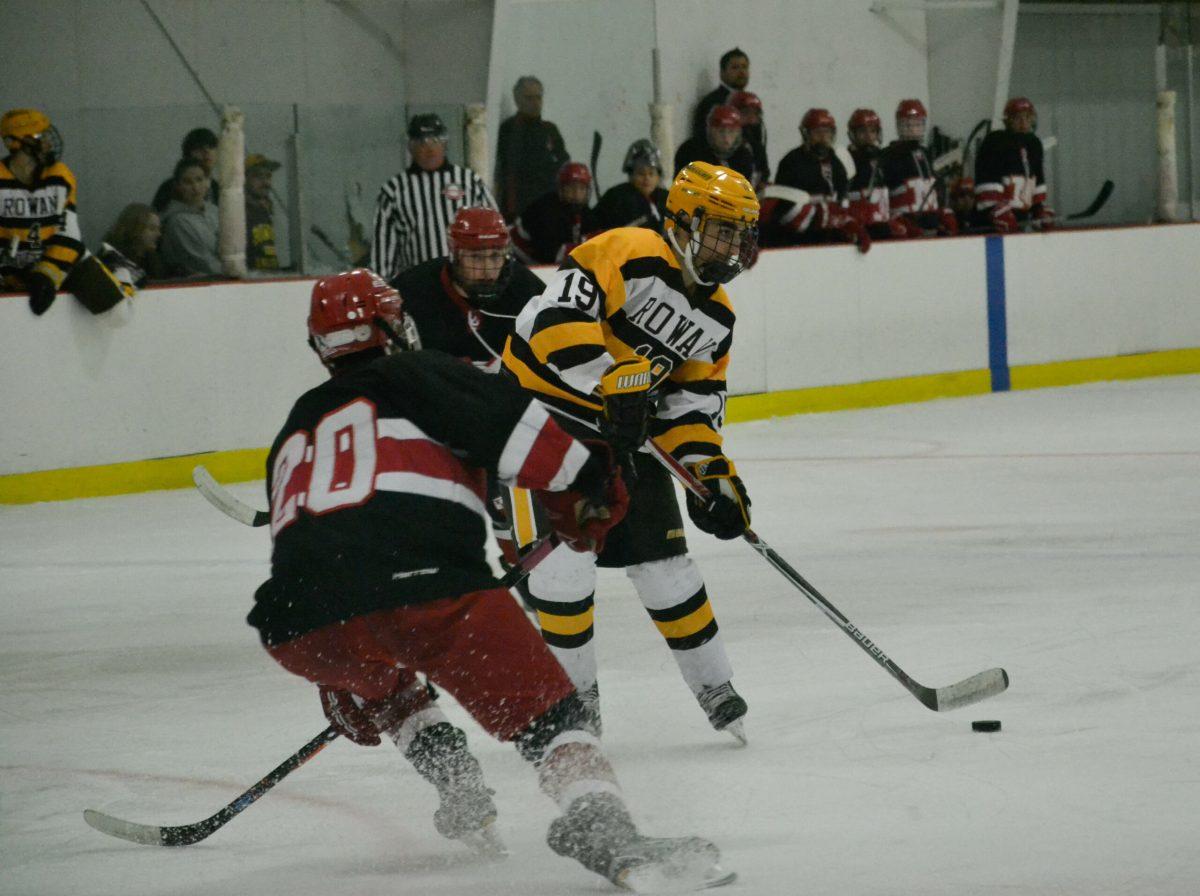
xmin=0 ymin=158 xmax=85 ymax=288
xmin=369 ymin=161 xmax=497 ymax=281
xmin=249 ymin=350 xmax=594 ymax=646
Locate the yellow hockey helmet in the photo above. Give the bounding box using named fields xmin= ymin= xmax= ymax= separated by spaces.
xmin=2 ymin=108 xmax=51 ymax=145
xmin=665 ymin=162 xmax=759 ymax=285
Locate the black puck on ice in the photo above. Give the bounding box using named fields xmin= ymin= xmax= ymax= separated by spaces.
xmin=972 ymin=720 xmax=1001 ymax=732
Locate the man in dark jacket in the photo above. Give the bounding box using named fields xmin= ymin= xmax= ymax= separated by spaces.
xmin=691 ymin=48 xmax=750 ymax=141
xmin=495 ymin=76 xmax=569 ymax=220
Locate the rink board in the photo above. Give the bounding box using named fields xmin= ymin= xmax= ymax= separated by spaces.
xmin=2 ymin=224 xmax=1199 ymax=502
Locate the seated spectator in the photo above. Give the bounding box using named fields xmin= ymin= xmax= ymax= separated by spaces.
xmin=692 ymin=47 xmax=751 ymax=141
xmin=152 ymin=127 xmax=218 ymax=213
xmin=245 ymin=153 xmax=281 ymax=271
xmin=594 ymin=139 xmax=669 ymax=233
xmin=729 ymin=91 xmax=768 ymax=186
xmin=1 ymin=106 xmax=131 ymax=315
xmin=99 ymin=202 xmax=164 ymax=292
xmin=973 ymin=97 xmax=1054 ymax=232
xmin=511 ymin=162 xmax=599 ymax=265
xmin=846 ymin=108 xmax=906 ymax=241
xmin=878 ymin=100 xmax=957 ymax=237
xmin=761 ymin=109 xmax=867 ymax=252
xmin=673 ymin=105 xmax=758 ymax=184
xmin=160 ymin=157 xmax=221 ymax=277
xmin=495 ymin=76 xmax=569 ymax=220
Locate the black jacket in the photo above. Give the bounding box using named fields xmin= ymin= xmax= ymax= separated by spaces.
xmin=594 ymin=182 xmax=669 ymax=233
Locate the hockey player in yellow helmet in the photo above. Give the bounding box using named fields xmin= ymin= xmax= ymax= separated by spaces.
xmin=501 ymin=161 xmax=760 ymax=750
xmin=664 ymin=160 xmax=759 ymax=286
xmin=2 ymin=107 xmax=129 ymax=317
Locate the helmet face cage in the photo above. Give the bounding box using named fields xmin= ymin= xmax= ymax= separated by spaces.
xmin=451 ymin=245 xmax=513 ymax=305
xmin=676 ymin=208 xmax=758 ymax=285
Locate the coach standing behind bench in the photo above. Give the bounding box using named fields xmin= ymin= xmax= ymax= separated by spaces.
xmin=370 ymin=113 xmax=497 ymax=282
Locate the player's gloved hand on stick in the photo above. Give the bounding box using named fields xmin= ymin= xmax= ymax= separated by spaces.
xmin=598 ymin=357 xmax=654 ymax=454
xmin=990 ymin=208 xmax=1018 ymax=234
xmin=890 ymin=215 xmax=924 ymax=240
xmin=685 ymin=454 xmax=751 ymax=540
xmin=1032 ymin=204 xmax=1056 ymax=231
xmin=537 ymin=441 xmax=630 ymax=553
xmin=832 ymin=209 xmax=871 ymax=254
xmin=936 ymin=208 xmax=959 ymax=236
xmin=25 ymin=270 xmax=58 ymax=316
xmin=319 ymin=686 xmax=382 ymax=746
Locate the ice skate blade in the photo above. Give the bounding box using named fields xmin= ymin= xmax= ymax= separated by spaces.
xmin=619 ymin=862 xmax=737 ymax=893
xmin=458 ymin=820 xmax=508 ymax=858
xmin=723 ymin=720 xmax=747 ymax=746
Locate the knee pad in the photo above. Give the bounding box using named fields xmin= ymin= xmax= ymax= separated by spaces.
xmin=626 ymin=555 xmax=704 ymax=610
xmin=530 ymin=543 xmax=597 ymax=600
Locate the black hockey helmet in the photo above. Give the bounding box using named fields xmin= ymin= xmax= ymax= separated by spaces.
xmin=623 ymin=139 xmax=662 ymax=175
xmin=408 ymin=113 xmax=448 ymax=142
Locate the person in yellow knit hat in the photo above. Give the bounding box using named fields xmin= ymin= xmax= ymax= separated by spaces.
xmin=502 ymin=161 xmax=759 ymax=743
xmin=1 ymin=108 xmax=128 ymax=316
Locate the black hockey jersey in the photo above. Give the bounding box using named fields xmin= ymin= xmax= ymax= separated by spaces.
xmin=760 ymin=146 xmax=848 ymax=245
xmin=846 ymin=146 xmax=890 ymax=225
xmin=672 ymin=137 xmax=758 ymax=186
xmin=391 ymin=256 xmax=544 ymax=371
xmin=594 ymin=182 xmax=668 ymax=233
xmin=249 ymin=350 xmax=593 ymax=645
xmin=974 ymin=129 xmax=1047 ymax=214
xmin=878 ymin=139 xmax=939 ymax=216
xmin=511 ymin=190 xmax=600 ymax=265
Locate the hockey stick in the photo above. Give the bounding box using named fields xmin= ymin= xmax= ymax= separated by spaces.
xmin=193 ymin=465 xmax=268 ymax=527
xmin=644 ymin=441 xmax=1009 ymax=712
xmin=589 ymin=131 xmax=602 ymax=201
xmin=1067 ymin=179 xmax=1114 ymax=220
xmin=82 ymin=534 xmax=559 ymax=847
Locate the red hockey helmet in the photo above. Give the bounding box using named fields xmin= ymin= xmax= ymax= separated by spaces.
xmin=895 ymin=99 xmax=928 ymax=140
xmin=557 ymin=161 xmax=593 ymax=189
xmin=707 ymin=104 xmax=743 ymax=131
xmin=448 ymin=206 xmax=510 ymax=255
xmin=847 ymin=108 xmax=882 ymax=148
xmin=1003 ymin=96 xmax=1037 ymax=132
xmin=728 ymin=91 xmax=763 ymax=125
xmin=308 ymin=269 xmax=411 ymax=365
xmin=801 ymin=108 xmax=835 ymax=133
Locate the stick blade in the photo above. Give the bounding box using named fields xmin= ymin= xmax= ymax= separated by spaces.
xmin=83 ymin=809 xmax=167 ymax=846
xmin=192 ymin=465 xmax=267 ymax=527
xmin=933 ymin=667 xmax=1009 ymax=712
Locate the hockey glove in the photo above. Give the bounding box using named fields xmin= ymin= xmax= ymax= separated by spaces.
xmin=990 ymin=208 xmax=1018 ymax=234
xmin=536 ymin=442 xmax=630 ymax=554
xmin=832 ymin=209 xmax=871 ymax=254
xmin=685 ymin=455 xmax=751 ymax=540
xmin=598 ymin=357 xmax=655 ymax=454
xmin=890 ymin=215 xmax=924 ymax=240
xmin=26 ymin=270 xmax=58 ymax=316
xmin=936 ymin=208 xmax=959 ymax=237
xmin=1032 ymin=204 xmax=1056 ymax=231
xmin=319 ymin=686 xmax=382 ymax=746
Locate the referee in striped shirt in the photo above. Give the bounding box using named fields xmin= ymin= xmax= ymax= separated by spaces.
xmin=370 ymin=113 xmax=498 ymax=281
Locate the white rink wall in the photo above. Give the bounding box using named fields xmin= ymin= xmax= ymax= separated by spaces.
xmin=2 ymin=224 xmax=1199 ymax=476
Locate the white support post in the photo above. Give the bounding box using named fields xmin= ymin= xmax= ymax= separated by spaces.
xmin=217 ymin=106 xmax=247 ymax=279
xmin=649 ymin=45 xmax=673 ymax=172
xmin=991 ymin=0 xmax=1019 ymax=128
xmin=1157 ymin=90 xmax=1179 ymax=222
xmin=465 ymin=103 xmax=490 ymax=191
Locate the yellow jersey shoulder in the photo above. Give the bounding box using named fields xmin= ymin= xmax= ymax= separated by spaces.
xmin=571 ymin=226 xmax=675 ymax=272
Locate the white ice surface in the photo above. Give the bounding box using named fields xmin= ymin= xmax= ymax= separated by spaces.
xmin=3 ymin=377 xmax=1199 ymax=896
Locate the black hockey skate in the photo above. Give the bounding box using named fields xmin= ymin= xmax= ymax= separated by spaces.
xmin=697 ymin=682 xmax=748 ymax=745
xmin=547 ymin=792 xmax=735 ymax=893
xmin=405 ymin=723 xmax=506 ymax=856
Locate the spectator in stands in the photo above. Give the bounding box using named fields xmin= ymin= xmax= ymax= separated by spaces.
xmin=160 ymin=157 xmax=221 ymax=277
xmin=594 ymin=139 xmax=669 ymax=233
xmin=730 ymin=90 xmax=768 ymax=186
xmin=692 ymin=48 xmax=750 ymax=141
xmin=511 ymin=162 xmax=599 ymax=265
xmin=245 ymin=153 xmax=281 ymax=272
xmin=152 ymin=127 xmax=218 ymax=213
xmin=674 ymin=105 xmax=758 ymax=184
xmin=370 ymin=113 xmax=497 ymax=282
xmin=495 ymin=76 xmax=569 ymax=220
xmin=761 ymin=109 xmax=868 ymax=252
xmin=99 ymin=202 xmax=164 ymax=292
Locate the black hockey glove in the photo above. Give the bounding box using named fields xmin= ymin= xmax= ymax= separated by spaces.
xmin=26 ymin=270 xmax=58 ymax=316
xmin=598 ymin=357 xmax=654 ymax=455
xmin=685 ymin=455 xmax=751 ymax=540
